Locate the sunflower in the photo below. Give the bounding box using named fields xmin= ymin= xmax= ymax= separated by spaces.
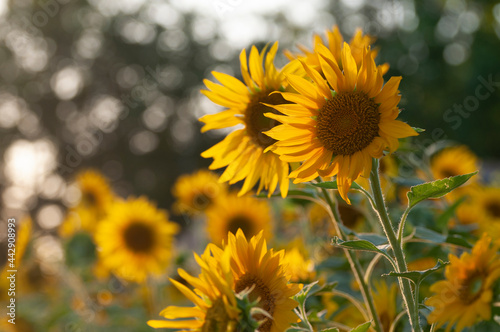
xmin=210 ymin=229 xmax=301 ymax=332
xmin=281 ymin=247 xmax=315 ymax=282
xmin=95 ymin=197 xmax=179 ymax=283
xmin=284 ymin=25 xmax=388 ymax=76
xmin=200 ymin=42 xmax=297 ymax=198
xmin=60 ymin=169 xmax=114 ymax=236
xmin=172 ymin=170 xmax=228 ymax=215
xmin=205 ymin=193 xmax=272 ymax=245
xmin=265 ymin=42 xmax=418 ymax=203
xmin=470 ymin=187 xmax=500 ymax=237
xmin=426 ymin=234 xmax=500 ymax=332
xmin=430 ymin=145 xmax=479 ymax=181
xmin=148 ymin=245 xmax=240 ymax=331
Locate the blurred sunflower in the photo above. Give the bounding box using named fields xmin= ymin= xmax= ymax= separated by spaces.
xmin=211 ymin=229 xmax=301 ymax=332
xmin=148 ymin=245 xmax=240 ymax=331
xmin=200 ymin=42 xmax=297 ymax=198
xmin=281 ymin=247 xmax=315 ymax=282
xmin=473 ymin=187 xmax=500 ymax=237
xmin=265 ymin=41 xmax=418 ymax=203
xmin=172 ymin=170 xmax=227 ymax=215
xmin=426 ymin=234 xmax=500 ymax=332
xmin=284 ymin=25 xmax=388 ymax=75
xmin=205 ymin=193 xmax=272 ymax=245
xmin=60 ymin=169 xmax=114 ymax=236
xmin=95 ymin=197 xmax=179 ymax=282
xmin=430 ymin=145 xmax=479 ymax=180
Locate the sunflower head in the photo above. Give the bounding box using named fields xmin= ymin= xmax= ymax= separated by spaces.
xmin=172 ymin=170 xmax=227 ymax=215
xmin=426 ymin=234 xmax=500 ymax=332
xmin=148 ymin=245 xmax=240 ymax=331
xmin=95 ymin=197 xmax=179 ymax=282
xmin=200 ymin=42 xmax=297 ymax=198
xmin=431 ymin=145 xmax=479 ymax=180
xmin=265 ymin=40 xmax=418 ymax=203
xmin=223 ymin=229 xmax=301 ymax=332
xmin=205 ymin=193 xmax=272 ymax=245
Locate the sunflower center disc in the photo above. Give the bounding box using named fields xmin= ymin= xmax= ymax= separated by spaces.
xmin=193 ymin=192 xmax=212 ymax=210
xmin=123 ymin=222 xmax=155 ymax=253
xmin=202 ymin=298 xmax=233 ymax=332
xmin=235 ymin=273 xmax=275 ymax=332
xmin=82 ymin=191 xmax=97 ymax=207
xmin=244 ymin=91 xmax=288 ymax=149
xmin=227 ymin=215 xmax=254 ymax=238
xmin=459 ymin=273 xmax=484 ymax=304
xmin=317 ymin=91 xmax=380 ymax=156
xmin=486 ymin=200 xmax=500 ymax=218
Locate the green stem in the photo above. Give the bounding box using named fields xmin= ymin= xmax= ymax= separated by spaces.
xmin=369 ymin=158 xmax=421 ymax=332
xmin=397 ymin=207 xmax=411 ymax=245
xmin=319 ymin=187 xmax=383 ymax=332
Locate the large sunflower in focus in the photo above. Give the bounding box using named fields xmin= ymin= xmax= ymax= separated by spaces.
xmin=172 ymin=170 xmax=227 ymax=215
xmin=284 ymin=25 xmax=389 ymax=77
xmin=209 ymin=230 xmax=301 ymax=332
xmin=205 ymin=193 xmax=272 ymax=245
xmin=148 ymin=246 xmax=240 ymax=331
xmin=95 ymin=197 xmax=179 ymax=282
xmin=200 ymin=42 xmax=296 ymax=198
xmin=265 ymin=42 xmax=418 ymax=203
xmin=426 ymin=234 xmax=500 ymax=332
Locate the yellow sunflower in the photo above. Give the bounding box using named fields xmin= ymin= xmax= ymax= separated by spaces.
xmin=95 ymin=197 xmax=179 ymax=283
xmin=426 ymin=234 xmax=500 ymax=332
xmin=210 ymin=230 xmax=301 ymax=332
xmin=430 ymin=145 xmax=479 ymax=181
xmin=471 ymin=187 xmax=500 ymax=237
xmin=281 ymin=247 xmax=315 ymax=283
xmin=60 ymin=169 xmax=115 ymax=236
xmin=265 ymin=42 xmax=418 ymax=203
xmin=172 ymin=169 xmax=228 ymax=215
xmin=205 ymin=193 xmax=272 ymax=245
xmin=148 ymin=245 xmax=240 ymax=331
xmin=200 ymin=42 xmax=298 ymax=198
xmin=284 ymin=25 xmax=388 ymax=76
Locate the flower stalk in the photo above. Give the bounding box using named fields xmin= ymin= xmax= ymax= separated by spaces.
xmin=369 ymin=158 xmax=421 ymax=332
xmin=319 ymin=185 xmax=383 ymax=332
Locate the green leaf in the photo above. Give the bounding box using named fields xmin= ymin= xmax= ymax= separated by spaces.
xmin=349 ymin=321 xmax=372 ymax=332
xmin=384 ymin=259 xmax=449 ymax=285
xmin=320 ymin=328 xmax=340 ymax=332
xmin=332 ymin=237 xmax=388 ymax=255
xmin=412 ymin=127 xmax=426 ymax=133
xmin=406 ymin=172 xmax=477 ymax=209
xmin=332 ymin=237 xmax=394 ymax=265
xmin=311 ymin=181 xmax=363 ymax=190
xmin=414 ymin=226 xmax=473 ymax=248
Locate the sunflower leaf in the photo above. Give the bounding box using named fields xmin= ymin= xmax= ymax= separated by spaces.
xmin=320 ymin=328 xmax=340 ymax=332
xmin=383 ymin=259 xmax=449 ymax=285
xmin=436 ymin=196 xmax=467 ymax=229
xmin=349 ymin=321 xmax=372 ymax=332
xmin=413 ymin=226 xmax=473 ymax=248
xmin=406 ymin=172 xmax=477 ymax=209
xmin=412 ymin=126 xmax=426 ymax=133
xmin=331 ymin=237 xmax=394 ymax=264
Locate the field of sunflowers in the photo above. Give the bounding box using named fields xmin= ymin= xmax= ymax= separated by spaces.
xmin=1 ymin=1 xmax=500 ymax=332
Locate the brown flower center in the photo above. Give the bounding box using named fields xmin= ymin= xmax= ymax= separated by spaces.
xmin=192 ymin=192 xmax=212 ymax=210
xmin=440 ymin=167 xmax=458 ymax=178
xmin=235 ymin=273 xmax=275 ymax=332
xmin=458 ymin=272 xmax=485 ymax=304
xmin=244 ymin=91 xmax=288 ymax=149
xmin=317 ymin=91 xmax=380 ymax=156
xmin=227 ymin=214 xmax=255 ymax=238
xmin=82 ymin=191 xmax=97 ymax=207
xmin=485 ymin=200 xmax=500 ymax=219
xmin=123 ymin=222 xmax=155 ymax=253
xmin=202 ymin=298 xmax=235 ymax=332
